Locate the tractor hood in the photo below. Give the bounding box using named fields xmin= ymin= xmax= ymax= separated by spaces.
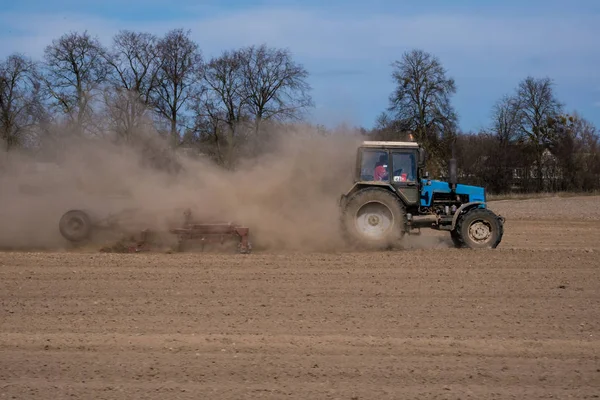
xmin=422 ymin=179 xmax=486 ymax=203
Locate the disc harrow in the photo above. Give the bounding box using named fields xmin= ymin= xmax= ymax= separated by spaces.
xmin=168 ymin=209 xmax=252 ymax=254
xmin=59 ymin=207 xmax=252 ymax=254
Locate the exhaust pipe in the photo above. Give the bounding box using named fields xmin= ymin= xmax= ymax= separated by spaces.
xmin=449 ymin=158 xmax=457 ymax=191
xmin=449 ymin=142 xmax=457 ymax=192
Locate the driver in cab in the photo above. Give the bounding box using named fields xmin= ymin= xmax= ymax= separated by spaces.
xmin=374 ymin=154 xmax=388 ymax=181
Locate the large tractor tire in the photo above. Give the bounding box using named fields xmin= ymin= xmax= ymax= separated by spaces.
xmin=59 ymin=209 xmax=93 ymax=242
xmin=341 ymin=187 xmax=406 ymax=249
xmin=454 ymin=208 xmax=503 ymax=249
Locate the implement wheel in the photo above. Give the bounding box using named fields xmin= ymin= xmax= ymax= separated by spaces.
xmin=341 ymin=187 xmax=406 ymax=249
xmin=455 ymin=208 xmax=503 ymax=249
xmin=59 ymin=209 xmax=92 ymax=242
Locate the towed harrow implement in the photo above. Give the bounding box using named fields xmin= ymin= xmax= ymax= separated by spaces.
xmin=59 ymin=208 xmax=252 ymax=254
xmin=168 ymin=209 xmax=251 ymax=254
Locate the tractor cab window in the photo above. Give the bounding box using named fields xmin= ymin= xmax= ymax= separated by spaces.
xmin=391 ymin=152 xmax=416 ymax=183
xmin=360 ymin=149 xmax=388 ymax=181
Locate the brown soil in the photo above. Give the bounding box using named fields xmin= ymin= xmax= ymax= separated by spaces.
xmin=1 ymin=196 xmax=600 ymax=399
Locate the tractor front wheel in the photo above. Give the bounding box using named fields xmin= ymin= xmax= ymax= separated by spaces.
xmin=450 ymin=229 xmax=463 ymax=248
xmin=455 ymin=208 xmax=503 ymax=249
xmin=341 ymin=187 xmax=406 ymax=249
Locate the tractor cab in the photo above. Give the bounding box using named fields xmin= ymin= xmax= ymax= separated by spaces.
xmin=354 ymin=141 xmax=425 ymax=205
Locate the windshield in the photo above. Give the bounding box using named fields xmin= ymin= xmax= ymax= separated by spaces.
xmin=391 ymin=152 xmax=416 ymax=183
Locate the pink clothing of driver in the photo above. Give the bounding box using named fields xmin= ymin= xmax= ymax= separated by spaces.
xmin=374 ymin=164 xmax=387 ymax=180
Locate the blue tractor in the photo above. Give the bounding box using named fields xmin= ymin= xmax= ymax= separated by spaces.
xmin=339 ymin=140 xmax=504 ymax=249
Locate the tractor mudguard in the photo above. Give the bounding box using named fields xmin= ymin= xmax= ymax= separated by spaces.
xmin=451 ymin=201 xmax=485 ymax=230
xmin=342 ymin=182 xmax=397 ymax=205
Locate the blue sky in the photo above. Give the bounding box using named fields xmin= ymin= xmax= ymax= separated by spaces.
xmin=1 ymin=0 xmax=599 ymax=132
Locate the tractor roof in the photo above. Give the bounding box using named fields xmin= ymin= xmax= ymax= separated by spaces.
xmin=360 ymin=141 xmax=419 ymax=149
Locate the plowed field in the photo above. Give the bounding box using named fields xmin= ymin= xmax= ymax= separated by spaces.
xmin=1 ymin=196 xmax=600 ymax=399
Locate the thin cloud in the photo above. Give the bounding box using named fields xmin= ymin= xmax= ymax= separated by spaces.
xmin=312 ymin=69 xmax=368 ymax=77
xmin=1 ymin=8 xmax=597 ymax=62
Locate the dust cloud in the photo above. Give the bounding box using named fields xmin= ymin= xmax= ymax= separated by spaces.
xmin=0 ymin=124 xmax=363 ymax=252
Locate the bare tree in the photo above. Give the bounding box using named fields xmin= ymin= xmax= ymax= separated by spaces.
xmin=577 ymin=118 xmax=600 ymax=191
xmin=192 ymin=44 xmax=313 ymax=167
xmin=485 ymin=94 xmax=523 ymax=191
xmin=0 ymin=54 xmax=46 ymax=151
xmin=491 ymin=94 xmax=522 ymax=145
xmin=515 ymin=76 xmax=563 ymax=190
xmin=238 ymin=44 xmax=312 ymax=131
xmin=366 ymin=111 xmax=413 ymax=141
xmin=194 ymin=49 xmax=247 ymax=167
xmin=104 ymin=30 xmax=161 ymax=141
xmin=41 ymin=31 xmax=109 ymax=134
xmin=150 ymin=28 xmax=202 ymax=144
xmin=387 ymin=49 xmax=458 ymax=164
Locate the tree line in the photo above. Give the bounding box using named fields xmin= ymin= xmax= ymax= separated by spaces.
xmin=363 ymin=49 xmax=600 ymax=193
xmin=0 ymin=29 xmax=312 ymax=168
xmin=1 ymin=29 xmax=599 ymax=193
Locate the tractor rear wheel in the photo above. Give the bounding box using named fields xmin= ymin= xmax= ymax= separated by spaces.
xmin=341 ymin=187 xmax=406 ymax=249
xmin=455 ymin=208 xmax=503 ymax=249
xmin=59 ymin=209 xmax=93 ymax=242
